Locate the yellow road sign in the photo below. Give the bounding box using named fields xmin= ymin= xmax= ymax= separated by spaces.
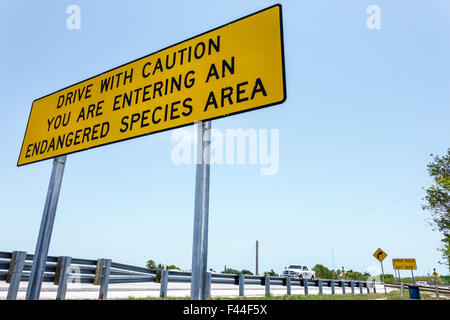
xmin=392 ymin=259 xmax=417 ymax=270
xmin=18 ymin=5 xmax=286 ymax=166
xmin=373 ymin=248 xmax=387 ymax=262
xmin=433 ymin=271 xmax=438 ymax=279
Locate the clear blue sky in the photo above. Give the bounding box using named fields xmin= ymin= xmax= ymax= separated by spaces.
xmin=1 ymin=0 xmax=449 ymax=277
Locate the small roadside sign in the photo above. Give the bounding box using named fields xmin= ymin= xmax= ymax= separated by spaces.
xmin=373 ymin=248 xmax=388 ymax=294
xmin=373 ymin=248 xmax=387 ymax=262
xmin=433 ymin=270 xmax=438 ymax=280
xmin=392 ymin=259 xmax=417 ymax=270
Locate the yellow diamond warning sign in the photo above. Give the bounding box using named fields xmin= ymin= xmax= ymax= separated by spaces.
xmin=18 ymin=5 xmax=286 ymax=166
xmin=373 ymin=248 xmax=387 ymax=262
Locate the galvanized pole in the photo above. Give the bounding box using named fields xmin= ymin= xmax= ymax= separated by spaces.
xmin=26 ymin=155 xmax=67 ymax=300
xmin=411 ymin=270 xmax=415 ymax=284
xmin=7 ymin=251 xmax=27 ymax=300
xmin=190 ymin=121 xmax=211 ymax=300
xmin=199 ymin=121 xmax=211 ymax=300
xmin=256 ymin=240 xmax=259 ymax=275
xmin=286 ymin=277 xmax=291 ymax=295
xmin=380 ymin=261 xmax=386 ymax=294
xmin=239 ymin=274 xmax=245 ymax=297
xmin=435 ymin=284 xmax=440 ymax=300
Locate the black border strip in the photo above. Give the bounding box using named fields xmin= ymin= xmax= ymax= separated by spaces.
xmin=17 ymin=3 xmax=286 ymax=166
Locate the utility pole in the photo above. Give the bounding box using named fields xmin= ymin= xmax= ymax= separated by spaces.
xmin=331 ymin=250 xmax=335 ymax=270
xmin=256 ymin=240 xmax=259 ymax=275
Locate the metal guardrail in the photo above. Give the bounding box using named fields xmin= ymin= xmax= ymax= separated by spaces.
xmin=385 ymin=283 xmax=450 ymax=295
xmin=1 ymin=250 xmax=376 ymax=300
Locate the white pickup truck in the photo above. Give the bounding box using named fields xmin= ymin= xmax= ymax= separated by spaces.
xmin=283 ymin=264 xmax=316 ymax=280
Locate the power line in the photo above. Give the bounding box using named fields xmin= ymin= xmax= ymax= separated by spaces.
xmin=309 ymin=192 xmax=422 ymax=230
xmin=309 ymin=213 xmax=424 ymax=238
xmin=236 ymin=242 xmax=255 ymax=271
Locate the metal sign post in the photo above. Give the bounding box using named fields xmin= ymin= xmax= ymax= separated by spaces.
xmin=380 ymin=261 xmax=386 ymax=294
xmin=256 ymin=240 xmax=259 ymax=275
xmin=372 ymin=248 xmax=387 ymax=294
xmin=432 ymin=268 xmax=438 ymax=284
xmin=26 ymin=155 xmax=67 ymax=300
xmin=190 ymin=121 xmax=211 ymax=300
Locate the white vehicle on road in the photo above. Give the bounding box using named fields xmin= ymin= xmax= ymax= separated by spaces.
xmin=283 ymin=264 xmax=316 ymax=280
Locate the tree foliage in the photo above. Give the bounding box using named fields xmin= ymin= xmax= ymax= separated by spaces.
xmin=345 ymin=270 xmax=370 ymax=281
xmin=166 ymin=265 xmax=181 ymax=270
xmin=146 ymin=260 xmax=181 ymax=283
xmin=312 ymin=264 xmax=337 ymax=279
xmin=312 ymin=265 xmax=375 ymax=280
xmin=222 ymin=267 xmax=241 ymax=275
xmin=221 ymin=267 xmax=254 ymax=275
xmin=146 ymin=260 xmax=156 ymax=270
xmin=264 ymin=269 xmax=278 ymax=277
xmin=146 ymin=260 xmax=180 ymax=271
xmin=240 ymin=269 xmax=254 ymax=275
xmin=423 ymin=149 xmax=450 ymax=271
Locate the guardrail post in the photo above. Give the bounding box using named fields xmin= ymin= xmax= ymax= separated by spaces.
xmin=160 ymin=269 xmax=168 ymax=298
xmin=206 ymin=271 xmax=211 ymax=298
xmin=350 ymin=281 xmax=355 ymax=294
xmin=286 ymin=278 xmax=291 ymax=295
xmin=435 ymin=285 xmax=440 ymax=300
xmin=366 ymin=281 xmax=370 ymax=294
xmin=303 ymin=278 xmax=309 ymax=295
xmin=99 ymin=259 xmax=111 ymax=300
xmin=341 ymin=280 xmax=346 ymax=294
xmin=265 ymin=276 xmax=270 ymax=296
xmin=6 ymin=251 xmax=26 ymax=300
xmin=55 ymin=256 xmax=71 ymax=300
xmin=359 ymin=281 xmax=363 ymax=294
xmin=239 ymin=274 xmax=245 ymax=297
xmin=401 ymin=282 xmax=404 ymax=297
xmin=330 ymin=280 xmax=335 ymax=294
xmin=94 ymin=259 xmax=104 ymax=285
xmin=318 ymin=279 xmax=323 ymax=294
xmin=372 ymin=281 xmax=376 ymax=293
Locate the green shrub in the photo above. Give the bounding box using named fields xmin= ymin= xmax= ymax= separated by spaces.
xmin=312 ymin=264 xmax=337 ymax=279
